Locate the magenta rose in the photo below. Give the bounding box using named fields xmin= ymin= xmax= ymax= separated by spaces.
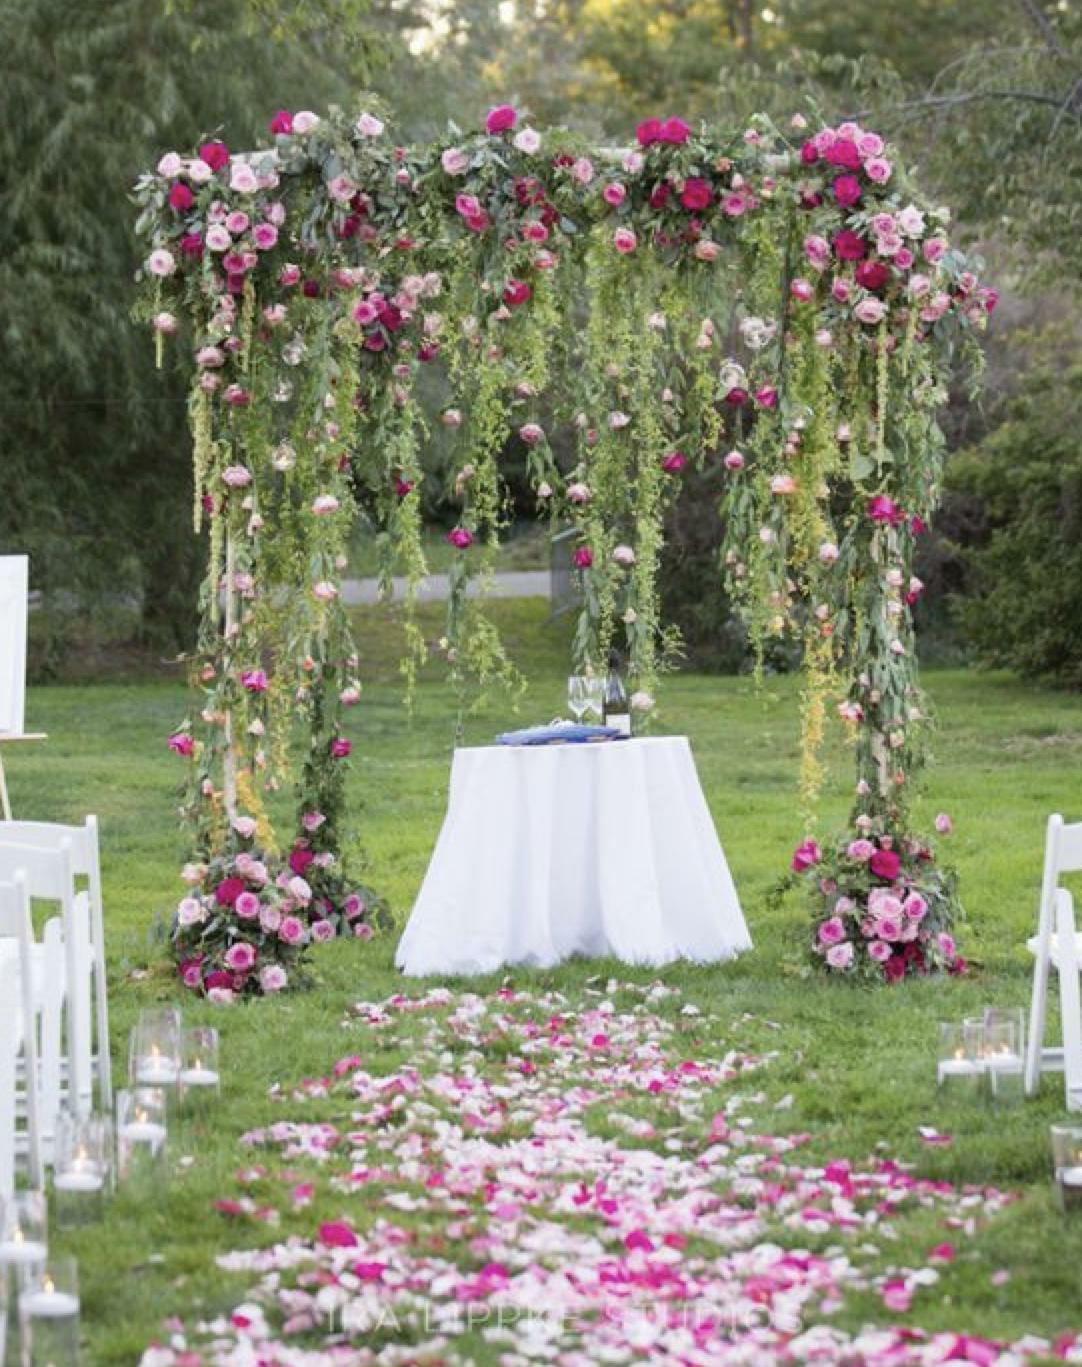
xmin=824 ymin=137 xmax=861 ymax=169
xmin=330 ymin=738 xmax=352 ymax=759
xmin=215 ymin=877 xmax=246 ymax=907
xmin=269 ymin=109 xmax=293 ymax=135
xmin=169 ymin=183 xmax=195 ymax=212
xmin=636 ymin=118 xmax=664 ymax=147
xmin=661 ymin=451 xmax=687 ymax=474
xmin=199 ymin=140 xmax=230 ymax=172
xmin=680 ymin=177 xmax=714 ymax=211
xmin=179 ymin=958 xmax=204 ymax=989
xmin=447 ymin=527 xmax=474 ymax=550
xmin=503 ymin=278 xmax=532 ymax=308
xmin=168 ymin=732 xmax=195 ymax=757
xmin=204 ymin=969 xmax=233 ymax=991
xmin=869 ymin=847 xmax=902 ymax=881
xmin=855 ymin=260 xmax=891 ymax=292
xmin=791 ymin=839 xmax=822 ymax=873
xmin=661 ymin=117 xmax=691 ymax=144
xmin=818 ymin=916 xmax=845 ymax=946
xmin=289 ymin=847 xmax=316 ymax=876
xmin=833 ymin=175 xmax=862 ymax=208
xmin=485 ymin=104 xmax=518 ymax=134
xmin=833 ymin=230 xmax=868 ymax=262
xmin=868 ymin=495 xmax=904 ymax=527
xmin=572 ymin=546 xmax=594 ymax=570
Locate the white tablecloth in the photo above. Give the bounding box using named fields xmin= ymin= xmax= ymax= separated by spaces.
xmin=395 ymin=736 xmax=752 ymax=976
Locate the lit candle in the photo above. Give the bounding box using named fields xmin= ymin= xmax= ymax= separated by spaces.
xmin=0 ymin=1225 xmax=47 ymax=1265
xmin=119 ymin=1110 xmax=167 ymax=1148
xmin=178 ymin=1059 xmax=220 ymax=1089
xmin=54 ymin=1148 xmax=104 ymax=1194
xmin=136 ymin=1044 xmax=179 ymax=1085
xmin=22 ymin=1280 xmax=79 ymax=1318
xmin=1060 ymin=1165 xmax=1082 ymax=1188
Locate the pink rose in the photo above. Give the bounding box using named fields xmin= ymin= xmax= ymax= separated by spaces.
xmin=853 ymin=297 xmax=887 ymax=325
xmin=937 ymin=932 xmax=957 ymax=959
xmin=441 ymin=147 xmax=468 ymax=175
xmin=603 ymin=182 xmax=627 ymax=207
xmin=278 ymin=915 xmax=306 ymax=945
xmin=723 ymin=450 xmax=745 ymax=471
xmin=259 ymin=964 xmax=288 ymax=992
xmin=846 ymin=839 xmax=876 ymax=862
xmin=613 ymin=227 xmax=637 ymax=254
xmin=253 ymin=223 xmax=278 ymax=251
xmin=311 ymin=919 xmax=336 ymax=943
xmin=234 ymin=891 xmax=262 ymax=920
xmin=868 ymin=940 xmax=891 ymax=962
xmin=330 ymin=738 xmax=352 ymax=759
xmin=241 ymin=668 xmax=269 ymax=693
xmin=790 ymin=277 xmax=815 ymax=303
xmin=826 ymin=942 xmax=854 ymax=970
xmin=344 ymin=893 xmax=366 ymax=920
xmin=519 ymin=422 xmax=544 ymax=446
xmin=935 ymin=812 xmax=953 ymax=835
xmin=288 ymin=875 xmax=312 ymax=904
xmin=864 ymin=157 xmax=892 ymax=183
xmin=169 ymin=732 xmax=195 ymax=757
xmin=259 ymin=904 xmax=281 ymax=934
xmin=903 ymin=893 xmax=928 ymax=920
xmin=224 ymin=941 xmax=257 ymax=972
xmin=818 ymin=917 xmax=845 ymax=946
xmin=302 ymin=811 xmax=326 ymax=833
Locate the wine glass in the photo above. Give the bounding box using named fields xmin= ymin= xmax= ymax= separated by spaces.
xmin=567 ymin=675 xmax=588 ymax=722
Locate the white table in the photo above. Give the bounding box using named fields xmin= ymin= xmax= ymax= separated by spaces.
xmin=395 ymin=736 xmax=752 ymax=977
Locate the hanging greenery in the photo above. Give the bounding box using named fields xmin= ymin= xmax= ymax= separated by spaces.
xmin=137 ymin=101 xmax=994 ymax=995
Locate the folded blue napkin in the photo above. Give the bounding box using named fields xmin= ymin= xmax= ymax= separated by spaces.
xmin=497 ymin=723 xmax=628 ymax=746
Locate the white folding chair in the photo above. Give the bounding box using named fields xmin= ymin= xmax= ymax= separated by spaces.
xmin=0 ymin=841 xmax=94 ymax=1131
xmin=0 ymin=818 xmax=112 ymax=1109
xmin=1025 ymin=813 xmax=1082 ymax=1106
xmin=0 ymin=555 xmax=47 ymax=821
xmin=0 ymin=871 xmax=44 ymax=1188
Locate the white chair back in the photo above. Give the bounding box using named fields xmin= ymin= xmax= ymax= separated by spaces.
xmin=0 ymin=955 xmax=20 ymax=1199
xmin=0 ymin=819 xmax=111 ymax=1108
xmin=0 ymin=840 xmax=93 ymax=1116
xmin=0 ymin=555 xmax=29 ymax=737
xmin=1026 ymin=815 xmax=1082 ymax=1099
xmin=0 ymin=872 xmax=43 ymax=1187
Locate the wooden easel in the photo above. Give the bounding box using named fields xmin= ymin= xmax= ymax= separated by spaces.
xmin=0 ymin=733 xmax=48 ymax=820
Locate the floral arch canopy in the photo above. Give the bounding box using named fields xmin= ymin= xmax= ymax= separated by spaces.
xmin=135 ymin=101 xmax=994 ymax=996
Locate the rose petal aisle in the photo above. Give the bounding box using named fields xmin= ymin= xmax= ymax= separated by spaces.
xmin=140 ymin=985 xmax=1080 ymax=1366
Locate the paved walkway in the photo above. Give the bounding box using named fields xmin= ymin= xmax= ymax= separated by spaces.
xmin=341 ymin=569 xmax=550 ymax=605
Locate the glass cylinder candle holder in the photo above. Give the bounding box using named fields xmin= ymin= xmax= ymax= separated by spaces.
xmin=115 ymin=1088 xmax=167 ymax=1183
xmin=937 ymin=1022 xmax=983 ymax=1092
xmin=129 ymin=1008 xmax=182 ymax=1090
xmin=0 ymin=1192 xmax=48 ymax=1273
xmin=178 ymin=1026 xmax=221 ymax=1109
xmin=984 ymin=1016 xmax=1024 ymax=1107
xmin=52 ymin=1113 xmax=108 ymax=1227
xmin=18 ymin=1255 xmax=80 ymax=1366
xmin=984 ymin=1006 xmax=1026 ymax=1060
xmin=1052 ymin=1125 xmax=1082 ymax=1214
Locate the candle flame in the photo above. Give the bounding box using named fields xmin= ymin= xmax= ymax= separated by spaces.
xmin=43 ymin=1276 xmax=54 ymax=1295
xmin=14 ymin=1227 xmax=23 ymax=1245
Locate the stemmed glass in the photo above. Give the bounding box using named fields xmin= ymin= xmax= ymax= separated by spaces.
xmin=567 ymin=676 xmax=588 ymax=722
xmin=583 ymin=676 xmax=604 ymax=725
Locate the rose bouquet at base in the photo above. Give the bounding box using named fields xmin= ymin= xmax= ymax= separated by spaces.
xmin=172 ymin=831 xmax=386 ymax=1002
xmin=791 ymin=821 xmax=965 ymax=983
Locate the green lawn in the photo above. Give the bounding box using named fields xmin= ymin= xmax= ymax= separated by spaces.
xmin=8 ymin=600 xmax=1082 ymax=1362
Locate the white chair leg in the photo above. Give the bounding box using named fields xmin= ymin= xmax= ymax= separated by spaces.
xmin=1026 ymin=949 xmax=1051 ymax=1095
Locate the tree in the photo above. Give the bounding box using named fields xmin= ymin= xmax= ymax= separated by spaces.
xmin=0 ymin=0 xmax=375 ymax=655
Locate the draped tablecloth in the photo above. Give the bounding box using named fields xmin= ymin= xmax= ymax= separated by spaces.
xmin=395 ymin=735 xmax=752 ymax=976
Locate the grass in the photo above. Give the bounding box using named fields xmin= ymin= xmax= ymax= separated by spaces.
xmin=8 ymin=598 xmax=1082 ymax=1361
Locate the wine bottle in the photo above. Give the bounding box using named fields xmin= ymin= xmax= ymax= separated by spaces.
xmin=603 ymin=650 xmax=632 ymax=736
